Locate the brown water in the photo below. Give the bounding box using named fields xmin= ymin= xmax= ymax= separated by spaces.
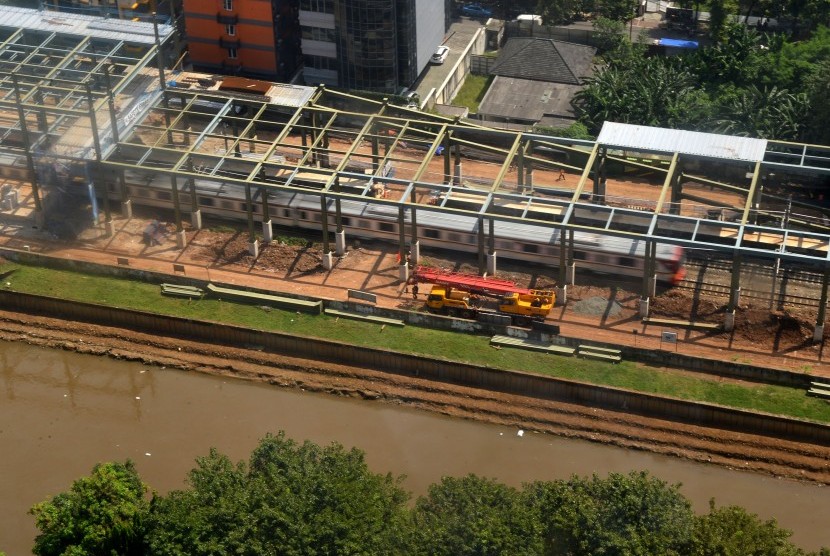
xmin=1 ymin=342 xmax=828 ymax=554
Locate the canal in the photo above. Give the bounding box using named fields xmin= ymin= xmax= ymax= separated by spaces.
xmin=1 ymin=342 xmax=828 ymax=554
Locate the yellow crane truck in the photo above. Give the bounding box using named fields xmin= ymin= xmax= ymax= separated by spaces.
xmin=413 ymin=266 xmax=554 ymax=323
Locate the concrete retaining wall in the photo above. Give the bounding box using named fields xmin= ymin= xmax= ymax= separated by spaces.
xmin=1 ymin=288 xmax=829 ymax=446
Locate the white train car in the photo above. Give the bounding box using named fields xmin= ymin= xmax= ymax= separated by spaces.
xmin=115 ymin=174 xmax=687 ymax=284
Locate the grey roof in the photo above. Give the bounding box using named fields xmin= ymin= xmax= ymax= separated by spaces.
xmin=0 ymin=6 xmax=174 ymax=44
xmin=597 ymin=122 xmax=769 ymax=162
xmin=477 ymin=76 xmax=579 ymax=123
xmin=489 ymin=38 xmax=596 ymax=85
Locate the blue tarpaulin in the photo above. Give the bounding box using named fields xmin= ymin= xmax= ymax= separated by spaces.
xmin=658 ymin=38 xmax=699 ymax=49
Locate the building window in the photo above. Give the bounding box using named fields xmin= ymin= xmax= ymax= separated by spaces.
xmin=228 ymin=48 xmax=237 ymax=59
xmin=223 ymin=0 xmax=233 ymax=10
xmin=226 ymin=24 xmax=236 ymax=36
xmin=300 ymin=0 xmax=334 ymax=12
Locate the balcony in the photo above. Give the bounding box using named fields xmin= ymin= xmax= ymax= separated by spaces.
xmin=216 ymin=11 xmax=238 ymax=24
xmin=219 ymin=35 xmax=240 ymax=48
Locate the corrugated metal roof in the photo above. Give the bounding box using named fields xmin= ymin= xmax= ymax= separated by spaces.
xmin=597 ymin=122 xmax=767 ymax=162
xmin=0 ymin=7 xmax=173 ymax=45
xmin=266 ymin=83 xmax=315 ymax=108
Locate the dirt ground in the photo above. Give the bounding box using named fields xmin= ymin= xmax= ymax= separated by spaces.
xmin=1 ymin=210 xmax=830 ymax=486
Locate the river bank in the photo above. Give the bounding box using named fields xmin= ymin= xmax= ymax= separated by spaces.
xmin=2 ymin=308 xmax=828 ymax=486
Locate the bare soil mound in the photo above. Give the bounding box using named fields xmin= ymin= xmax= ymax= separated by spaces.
xmin=190 ymin=230 xmax=324 ymax=274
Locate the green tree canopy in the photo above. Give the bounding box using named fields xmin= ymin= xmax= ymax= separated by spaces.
xmin=804 ymin=57 xmax=830 ymax=144
xmin=29 ymin=461 xmax=148 ymax=556
xmin=406 ymin=474 xmax=541 ymax=555
xmin=713 ymin=85 xmax=808 ymax=139
xmin=536 ymin=0 xmax=584 ymax=25
xmin=599 ymin=0 xmax=638 ymax=20
xmin=573 ymin=56 xmax=712 ymax=133
xmin=692 ymin=500 xmax=805 ymax=555
xmin=525 ymin=471 xmax=696 ymax=555
xmin=145 ymin=432 xmax=409 ymax=555
xmin=690 ymin=24 xmax=768 ymax=87
xmin=763 ymin=26 xmax=830 ymax=90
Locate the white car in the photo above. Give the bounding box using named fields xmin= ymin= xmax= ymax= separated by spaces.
xmin=430 ymin=45 xmax=449 ymax=64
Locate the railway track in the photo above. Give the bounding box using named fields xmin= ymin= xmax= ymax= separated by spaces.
xmin=680 ymin=260 xmax=826 ymax=309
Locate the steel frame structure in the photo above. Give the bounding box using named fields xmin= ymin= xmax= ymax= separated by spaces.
xmin=2 ymin=14 xmax=830 ymax=335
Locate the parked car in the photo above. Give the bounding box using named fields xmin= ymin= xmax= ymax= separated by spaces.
xmin=460 ymin=4 xmax=493 ymax=18
xmin=430 ymin=45 xmax=450 ymax=64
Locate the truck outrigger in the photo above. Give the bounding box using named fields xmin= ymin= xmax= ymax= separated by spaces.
xmin=409 ymin=266 xmax=555 ymax=324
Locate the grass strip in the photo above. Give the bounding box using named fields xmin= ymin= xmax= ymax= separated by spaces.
xmin=2 ymin=260 xmax=830 ymax=423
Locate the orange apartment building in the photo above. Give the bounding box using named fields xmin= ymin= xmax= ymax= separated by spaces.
xmin=183 ymin=0 xmax=301 ymax=81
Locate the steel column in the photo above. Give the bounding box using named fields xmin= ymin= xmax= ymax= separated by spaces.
xmin=11 ymin=73 xmax=42 ymax=213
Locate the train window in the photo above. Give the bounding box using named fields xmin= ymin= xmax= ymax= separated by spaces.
xmin=312 ymin=214 xmax=321 ymax=222
xmin=221 ymin=201 xmax=235 ymax=209
xmin=156 ymin=191 xmax=171 ymax=201
xmin=282 ymin=209 xmax=291 ymax=218
xmin=199 ymin=197 xmax=215 ymax=207
xmin=618 ymin=256 xmax=635 ymax=267
xmin=359 ymin=220 xmax=370 ymax=228
xmin=595 ymin=254 xmax=609 ymax=264
xmin=378 ymin=222 xmax=395 ymax=233
xmin=448 ymin=233 xmax=461 ymax=242
xmin=299 ymin=211 xmax=308 ymax=220
xmin=241 ymin=204 xmax=260 ymax=213
xmin=341 ymin=217 xmax=352 ymax=226
xmin=522 ymin=244 xmax=539 ymax=253
xmin=497 ymin=241 xmax=513 ymax=250
xmin=423 ymin=228 xmax=440 ymax=239
xmin=573 ymin=251 xmax=586 ymax=260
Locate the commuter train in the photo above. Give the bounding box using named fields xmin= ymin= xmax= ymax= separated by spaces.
xmin=113 ymin=170 xmax=687 ymax=285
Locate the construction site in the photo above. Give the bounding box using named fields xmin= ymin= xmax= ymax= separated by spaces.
xmin=1 ymin=6 xmax=830 ymax=362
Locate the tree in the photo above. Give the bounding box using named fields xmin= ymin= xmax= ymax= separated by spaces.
xmin=599 ymin=0 xmax=638 ymax=21
xmin=763 ymin=26 xmax=830 ymax=91
xmin=692 ymin=500 xmax=806 ymax=555
xmin=29 ymin=461 xmax=148 ymax=556
xmin=145 ymin=432 xmax=410 ymax=556
xmin=708 ymin=0 xmax=740 ymax=42
xmin=804 ymin=58 xmax=830 ymax=145
xmin=593 ymin=16 xmax=629 ymax=57
xmin=690 ymin=24 xmax=767 ymax=87
xmin=713 ymin=85 xmax=808 ymax=139
xmin=536 ymin=0 xmax=583 ymax=25
xmin=406 ymin=474 xmax=541 ymax=556
xmin=525 ymin=471 xmax=696 ymax=555
xmin=573 ymin=56 xmax=712 ymax=133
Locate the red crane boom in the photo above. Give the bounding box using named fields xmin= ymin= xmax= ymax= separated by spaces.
xmin=411 ymin=266 xmax=531 ymax=296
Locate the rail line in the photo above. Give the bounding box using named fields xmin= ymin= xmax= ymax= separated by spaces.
xmin=675 ymin=261 xmax=820 ymax=309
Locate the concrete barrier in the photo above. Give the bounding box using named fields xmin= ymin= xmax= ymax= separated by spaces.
xmin=347 ymin=289 xmax=377 ymax=303
xmin=0 ymin=288 xmax=829 ymax=446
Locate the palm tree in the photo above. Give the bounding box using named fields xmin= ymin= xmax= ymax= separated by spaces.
xmin=714 ymin=85 xmax=808 ymax=139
